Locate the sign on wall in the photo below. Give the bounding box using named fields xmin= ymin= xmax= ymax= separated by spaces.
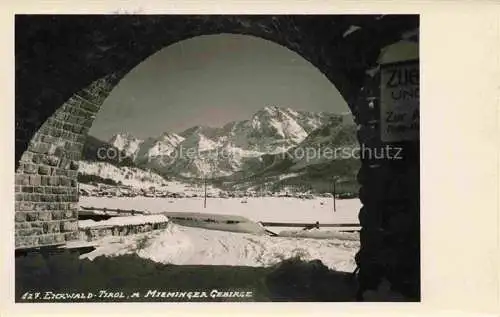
xmin=380 ymin=60 xmax=419 ymax=142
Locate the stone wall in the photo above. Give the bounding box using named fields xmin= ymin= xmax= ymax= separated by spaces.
xmin=79 ymin=222 xmax=169 ymax=242
xmin=353 ymin=66 xmax=420 ymax=300
xmin=15 ymin=74 xmax=121 ymax=249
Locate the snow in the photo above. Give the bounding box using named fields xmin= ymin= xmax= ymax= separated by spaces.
xmin=180 ymin=133 xmax=219 ymax=153
xmin=401 ymin=28 xmax=419 ymax=40
xmin=109 ymin=132 xmax=185 ymax=161
xmin=79 ymin=214 xmax=169 ymax=228
xmin=109 ymin=133 xmax=144 ymax=159
xmin=79 ymin=197 xmax=361 ymax=224
xmin=77 ymin=197 xmax=361 ymax=271
xmin=80 ymin=222 xmax=359 ymax=272
xmin=366 ymin=66 xmax=380 ymax=77
xmin=277 ymin=172 xmax=302 ymax=181
xmin=342 ymin=25 xmax=361 ymax=38
xmin=378 ymin=40 xmax=419 ymax=64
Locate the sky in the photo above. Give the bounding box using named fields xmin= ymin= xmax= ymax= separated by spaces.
xmin=89 ymin=33 xmax=349 ymax=141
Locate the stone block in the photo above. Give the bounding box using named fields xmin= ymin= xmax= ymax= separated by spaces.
xmin=17 ymin=228 xmax=44 ymax=236
xmin=21 ymin=186 xmax=34 ymax=193
xmin=20 ymin=151 xmax=34 ymax=163
xmin=41 ymin=176 xmax=50 ymax=186
xmin=52 ymin=120 xmax=63 ymax=130
xmin=54 ymin=187 xmax=66 ymax=194
xmin=43 ymin=221 xmax=61 ymax=234
xmin=15 ymin=236 xmax=39 ymax=248
xmin=34 ymin=203 xmax=47 ymax=211
xmin=15 ymin=212 xmax=27 ymax=222
xmin=41 ymin=135 xmax=57 ymax=144
xmin=38 ymin=165 xmax=51 ymax=175
xmin=32 ymin=154 xmax=43 ymax=164
xmin=55 ymin=112 xmax=68 ymax=121
xmin=33 ymin=193 xmax=43 ymax=202
xmin=19 ymin=202 xmax=34 ymax=211
xmin=31 ymin=142 xmax=50 ymax=154
xmin=60 ymin=177 xmax=71 ymax=187
xmin=49 ymin=176 xmax=60 ymax=186
xmin=39 ymin=234 xmax=59 ymax=246
xmin=23 ymin=163 xmax=38 ymax=174
xmin=26 ymin=212 xmax=38 ymax=221
xmin=33 ymin=186 xmax=44 ymax=194
xmin=29 ymin=175 xmax=41 ymax=186
xmin=61 ymin=221 xmax=78 ymax=232
xmin=66 ymin=97 xmax=82 ymax=108
xmin=61 ymin=123 xmax=72 ymax=132
xmin=38 ymin=212 xmax=52 ymax=222
xmin=72 ymin=124 xmax=82 ymax=134
xmin=64 ymin=231 xmax=79 ymax=241
xmin=44 ymin=155 xmax=60 ymax=166
xmin=50 ymin=124 xmax=62 ymax=137
xmin=79 ymin=98 xmax=100 ymax=112
xmin=15 ymin=222 xmax=31 ymax=230
xmin=66 ymin=170 xmax=77 ymax=178
xmin=15 ymin=175 xmax=23 ymax=185
xmin=54 ymin=168 xmax=67 ymax=176
xmin=54 ymin=234 xmax=65 ymax=244
xmin=51 ymin=210 xmax=65 ymax=220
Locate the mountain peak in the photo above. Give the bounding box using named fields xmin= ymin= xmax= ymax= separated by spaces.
xmin=155 ymin=132 xmax=185 ymax=144
xmin=254 ymin=106 xmax=286 ymax=119
xmin=108 ymin=132 xmax=140 ymax=143
xmin=260 ymin=105 xmax=286 ymax=115
xmin=263 ymin=105 xmax=280 ymax=111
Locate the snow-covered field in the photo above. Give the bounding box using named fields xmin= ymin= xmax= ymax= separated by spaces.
xmin=77 ymin=197 xmax=361 ymax=272
xmin=80 ymin=222 xmax=359 ymax=272
xmin=79 ymin=197 xmax=361 ymax=224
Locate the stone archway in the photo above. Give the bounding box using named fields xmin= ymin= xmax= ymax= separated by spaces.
xmin=15 ymin=14 xmax=419 ymax=300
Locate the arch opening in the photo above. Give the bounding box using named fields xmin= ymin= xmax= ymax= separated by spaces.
xmin=14 ymin=15 xmax=419 ymax=301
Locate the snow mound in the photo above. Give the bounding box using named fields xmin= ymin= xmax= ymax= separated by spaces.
xmin=80 ymin=223 xmax=358 ymax=272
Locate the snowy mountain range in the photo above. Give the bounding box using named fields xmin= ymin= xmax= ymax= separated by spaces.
xmin=79 ymin=106 xmax=359 ymax=194
xmin=218 ymin=120 xmax=360 ymax=193
xmin=106 ymin=106 xmax=349 ymax=178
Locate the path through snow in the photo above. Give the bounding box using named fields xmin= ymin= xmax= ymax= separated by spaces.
xmin=80 ymin=223 xmax=359 ymax=272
